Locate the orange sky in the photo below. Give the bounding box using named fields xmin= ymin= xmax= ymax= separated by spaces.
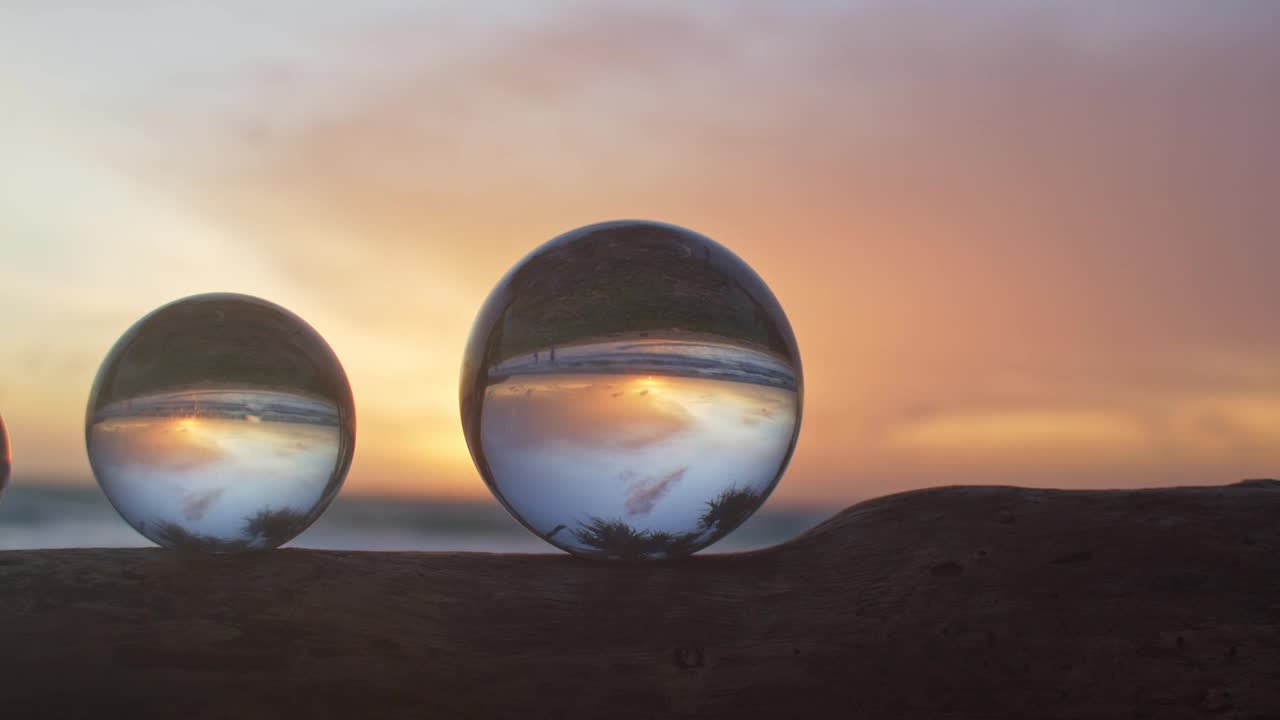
xmin=1 ymin=2 xmax=1279 ymax=505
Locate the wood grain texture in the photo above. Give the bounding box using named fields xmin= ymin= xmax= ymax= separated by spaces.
xmin=1 ymin=482 xmax=1278 ymax=719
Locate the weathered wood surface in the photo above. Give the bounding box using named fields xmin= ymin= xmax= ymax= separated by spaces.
xmin=1 ymin=482 xmax=1278 ymax=719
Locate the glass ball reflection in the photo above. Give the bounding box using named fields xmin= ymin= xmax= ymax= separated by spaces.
xmin=0 ymin=413 xmax=10 ymax=496
xmin=86 ymin=293 xmax=355 ymax=552
xmin=461 ymin=220 xmax=803 ymax=560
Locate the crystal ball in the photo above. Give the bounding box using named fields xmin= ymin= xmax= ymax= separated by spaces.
xmin=86 ymin=293 xmax=355 ymax=552
xmin=0 ymin=413 xmax=10 ymax=495
xmin=461 ymin=220 xmax=803 ymax=559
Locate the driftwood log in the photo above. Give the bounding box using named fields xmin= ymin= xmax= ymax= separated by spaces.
xmin=1 ymin=482 xmax=1278 ymax=719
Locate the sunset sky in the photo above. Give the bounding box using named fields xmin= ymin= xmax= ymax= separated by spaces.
xmin=2 ymin=1 xmax=1278 ymax=506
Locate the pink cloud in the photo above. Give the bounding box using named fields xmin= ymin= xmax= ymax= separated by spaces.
xmin=624 ymin=466 xmax=687 ymax=515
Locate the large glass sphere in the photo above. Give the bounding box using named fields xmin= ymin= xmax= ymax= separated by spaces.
xmin=0 ymin=413 xmax=10 ymax=495
xmin=461 ymin=220 xmax=803 ymax=560
xmin=86 ymin=293 xmax=355 ymax=552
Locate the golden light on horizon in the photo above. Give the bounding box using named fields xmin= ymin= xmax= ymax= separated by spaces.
xmin=631 ymin=376 xmax=666 ymax=392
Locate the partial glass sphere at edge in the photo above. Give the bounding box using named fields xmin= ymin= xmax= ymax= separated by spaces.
xmin=86 ymin=293 xmax=355 ymax=552
xmin=461 ymin=220 xmax=803 ymax=560
xmin=0 ymin=413 xmax=10 ymax=496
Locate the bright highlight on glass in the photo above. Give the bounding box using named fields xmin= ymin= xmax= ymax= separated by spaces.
xmin=86 ymin=293 xmax=355 ymax=552
xmin=461 ymin=220 xmax=803 ymax=560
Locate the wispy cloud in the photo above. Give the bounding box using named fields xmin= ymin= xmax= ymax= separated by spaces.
xmin=182 ymin=487 xmax=225 ymax=521
xmin=624 ymin=467 xmax=687 ymax=515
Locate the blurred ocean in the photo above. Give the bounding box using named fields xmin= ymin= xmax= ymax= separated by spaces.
xmin=0 ymin=480 xmax=835 ymax=553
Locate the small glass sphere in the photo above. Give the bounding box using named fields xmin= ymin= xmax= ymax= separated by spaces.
xmin=0 ymin=413 xmax=10 ymax=495
xmin=86 ymin=293 xmax=355 ymax=552
xmin=461 ymin=220 xmax=803 ymax=560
